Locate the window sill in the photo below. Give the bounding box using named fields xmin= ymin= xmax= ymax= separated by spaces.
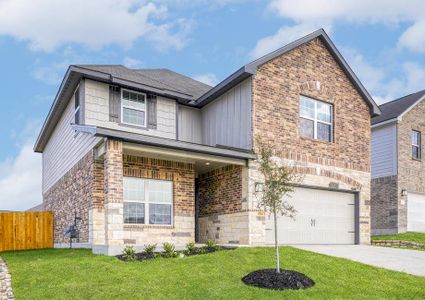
xmin=119 ymin=122 xmax=148 ymax=131
xmin=412 ymin=158 xmax=422 ymax=162
xmin=124 ymin=224 xmax=174 ymax=229
xmin=299 ymin=136 xmax=333 ymax=145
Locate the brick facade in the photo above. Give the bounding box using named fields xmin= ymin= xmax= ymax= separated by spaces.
xmin=371 ymin=176 xmax=398 ymax=235
xmin=397 ymin=99 xmax=425 ymax=232
xmin=197 ymin=165 xmax=248 ymax=244
xmin=43 ymin=150 xmax=102 ymax=243
xmin=250 ymin=37 xmax=372 ymax=244
xmin=198 ymin=165 xmax=243 ymax=216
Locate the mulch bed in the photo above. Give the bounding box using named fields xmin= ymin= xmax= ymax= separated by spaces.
xmin=242 ymin=269 xmax=315 ymax=290
xmin=116 ymin=246 xmax=234 ymax=262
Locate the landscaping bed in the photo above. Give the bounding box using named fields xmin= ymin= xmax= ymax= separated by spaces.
xmin=115 ymin=241 xmax=235 ymax=261
xmin=242 ymin=269 xmax=315 ymax=290
xmin=115 ymin=240 xmax=234 ymax=262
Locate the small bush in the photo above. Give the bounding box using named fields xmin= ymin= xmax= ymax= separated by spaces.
xmin=122 ymin=245 xmax=137 ymax=262
xmin=186 ymin=242 xmax=197 ymax=255
xmin=162 ymin=242 xmax=178 ymax=258
xmin=205 ymin=239 xmax=216 ymax=250
xmin=143 ymin=244 xmax=157 ymax=256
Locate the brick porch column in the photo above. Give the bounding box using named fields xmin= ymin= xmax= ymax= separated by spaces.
xmin=104 ymin=139 xmax=124 ymax=253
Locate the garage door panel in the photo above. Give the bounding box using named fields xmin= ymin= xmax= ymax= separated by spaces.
xmin=265 ymin=187 xmax=356 ymax=245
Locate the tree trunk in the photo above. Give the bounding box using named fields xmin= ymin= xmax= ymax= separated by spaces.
xmin=273 ymin=207 xmax=280 ymax=273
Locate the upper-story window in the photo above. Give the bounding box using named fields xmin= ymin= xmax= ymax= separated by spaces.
xmin=74 ymin=87 xmax=80 ymax=124
xmin=299 ymin=96 xmax=333 ymax=142
xmin=412 ymin=130 xmax=421 ymax=160
xmin=121 ymin=89 xmax=147 ymax=127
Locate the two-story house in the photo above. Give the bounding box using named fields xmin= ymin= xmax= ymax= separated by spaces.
xmin=34 ymin=29 xmax=380 ymax=255
xmin=371 ymin=89 xmax=425 ymax=235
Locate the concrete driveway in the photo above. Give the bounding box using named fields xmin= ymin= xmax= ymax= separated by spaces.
xmin=294 ymin=245 xmax=425 ymax=276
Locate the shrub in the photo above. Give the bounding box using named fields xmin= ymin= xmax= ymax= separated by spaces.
xmin=122 ymin=245 xmax=137 ymax=262
xmin=143 ymin=244 xmax=157 ymax=257
xmin=162 ymin=242 xmax=178 ymax=258
xmin=186 ymin=242 xmax=197 ymax=255
xmin=205 ymin=239 xmax=216 ymax=250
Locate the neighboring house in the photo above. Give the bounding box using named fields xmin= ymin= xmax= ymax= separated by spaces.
xmin=371 ymin=90 xmax=425 ymax=235
xmin=34 ymin=29 xmax=380 ymax=255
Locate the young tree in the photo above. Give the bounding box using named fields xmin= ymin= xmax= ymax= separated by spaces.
xmin=255 ymin=138 xmax=302 ymax=273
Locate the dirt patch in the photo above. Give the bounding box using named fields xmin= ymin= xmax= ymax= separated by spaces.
xmin=242 ymin=269 xmax=315 ymax=290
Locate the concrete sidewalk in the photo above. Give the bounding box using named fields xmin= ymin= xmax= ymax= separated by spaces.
xmin=294 ymin=245 xmax=425 ymax=277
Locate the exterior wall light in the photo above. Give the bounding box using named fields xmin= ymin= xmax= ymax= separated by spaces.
xmin=255 ymin=182 xmax=264 ymax=193
xmin=401 ymin=189 xmax=408 ymax=197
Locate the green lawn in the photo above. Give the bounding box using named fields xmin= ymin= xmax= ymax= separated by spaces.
xmin=2 ymin=247 xmax=425 ymax=300
xmin=372 ymin=232 xmax=425 ymax=244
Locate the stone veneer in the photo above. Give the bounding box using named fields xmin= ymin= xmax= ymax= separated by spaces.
xmin=43 ymin=150 xmax=102 ymax=244
xmin=249 ymin=37 xmax=372 ymax=244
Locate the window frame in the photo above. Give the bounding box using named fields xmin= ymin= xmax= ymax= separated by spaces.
xmin=123 ymin=177 xmax=173 ymax=226
xmin=120 ymin=88 xmax=147 ymax=128
xmin=412 ymin=130 xmax=421 ymax=161
xmin=299 ymin=96 xmax=333 ymax=142
xmin=74 ymin=87 xmax=81 ymax=125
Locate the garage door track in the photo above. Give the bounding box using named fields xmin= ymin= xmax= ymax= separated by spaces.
xmin=294 ymin=245 xmax=425 ymax=276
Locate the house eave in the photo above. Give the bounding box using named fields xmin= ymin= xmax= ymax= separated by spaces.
xmin=73 ymin=125 xmax=255 ymax=161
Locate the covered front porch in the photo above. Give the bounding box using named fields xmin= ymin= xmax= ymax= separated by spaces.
xmin=90 ymin=137 xmax=251 ymax=255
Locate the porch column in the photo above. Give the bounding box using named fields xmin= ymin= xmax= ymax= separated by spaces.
xmin=104 ymin=139 xmax=124 ymax=254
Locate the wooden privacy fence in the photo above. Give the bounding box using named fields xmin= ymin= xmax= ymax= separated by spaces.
xmin=0 ymin=211 xmax=53 ymax=252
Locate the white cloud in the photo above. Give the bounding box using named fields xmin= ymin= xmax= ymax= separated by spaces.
xmin=0 ymin=0 xmax=193 ymax=52
xmin=0 ymin=123 xmax=42 ymax=211
xmin=123 ymin=57 xmax=143 ymax=68
xmin=398 ymin=20 xmax=425 ymax=53
xmin=267 ymin=0 xmax=425 ymax=53
xmin=250 ymin=23 xmax=331 ymax=59
xmin=192 ymin=73 xmax=219 ymax=86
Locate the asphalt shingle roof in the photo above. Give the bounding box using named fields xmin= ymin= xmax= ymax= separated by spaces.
xmin=372 ymin=89 xmax=425 ymax=125
xmin=75 ymin=65 xmax=212 ymax=100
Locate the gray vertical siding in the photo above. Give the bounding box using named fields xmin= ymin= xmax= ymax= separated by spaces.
xmin=201 ymin=78 xmax=252 ymax=150
xmin=371 ymin=124 xmax=397 ymax=178
xmin=178 ymin=105 xmax=202 ymax=144
xmin=42 ymin=85 xmax=101 ymax=193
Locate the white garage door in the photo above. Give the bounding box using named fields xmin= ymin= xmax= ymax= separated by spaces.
xmin=265 ymin=187 xmax=356 ymax=245
xmin=408 ymin=193 xmax=425 ymax=232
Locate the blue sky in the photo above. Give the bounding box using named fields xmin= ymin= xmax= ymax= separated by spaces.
xmin=0 ymin=0 xmax=424 ymax=210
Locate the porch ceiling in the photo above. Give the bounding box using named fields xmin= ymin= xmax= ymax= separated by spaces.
xmin=123 ymin=142 xmax=246 ymax=175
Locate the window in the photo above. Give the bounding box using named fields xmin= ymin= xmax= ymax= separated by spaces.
xmin=123 ymin=177 xmax=173 ymax=225
xmin=74 ymin=88 xmax=80 ymax=124
xmin=299 ymin=96 xmax=333 ymax=142
xmin=412 ymin=130 xmax=421 ymax=160
xmin=121 ymin=89 xmax=147 ymax=127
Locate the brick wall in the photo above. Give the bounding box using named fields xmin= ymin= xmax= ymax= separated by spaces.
xmin=371 ymin=176 xmax=398 ymax=235
xmin=198 ymin=165 xmax=243 ymax=217
xmin=397 ymin=99 xmax=425 ymax=232
xmin=252 ymin=38 xmax=371 ymax=172
xmin=43 ymin=150 xmax=102 ymax=243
